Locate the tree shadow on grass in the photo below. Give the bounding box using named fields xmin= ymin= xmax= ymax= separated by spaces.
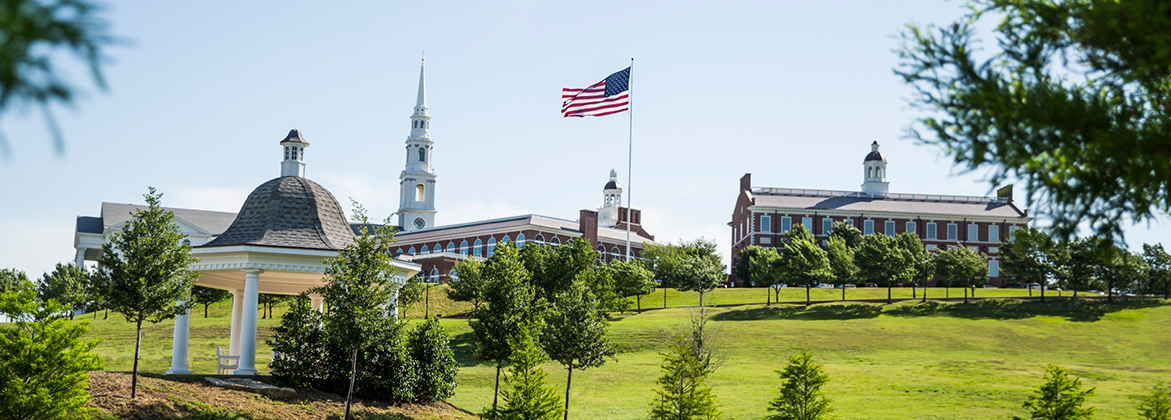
xmin=711 ymin=303 xmax=884 ymax=321
xmin=448 ymin=331 xmax=480 ymax=367
xmin=885 ymin=298 xmax=1167 ymax=322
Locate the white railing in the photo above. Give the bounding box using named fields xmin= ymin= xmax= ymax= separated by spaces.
xmin=752 ymin=187 xmax=1009 ymax=204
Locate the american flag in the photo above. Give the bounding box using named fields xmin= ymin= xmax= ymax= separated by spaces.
xmin=562 ymin=67 xmax=631 ymax=117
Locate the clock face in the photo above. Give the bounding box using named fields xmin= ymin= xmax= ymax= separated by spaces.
xmin=414 ymin=218 xmax=426 ymax=229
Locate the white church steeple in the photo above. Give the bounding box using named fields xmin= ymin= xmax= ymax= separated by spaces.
xmin=398 ymin=59 xmax=437 ymax=231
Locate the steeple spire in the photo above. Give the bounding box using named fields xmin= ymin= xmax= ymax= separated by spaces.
xmin=399 ymin=58 xmax=436 ymax=231
xmin=416 ymin=58 xmax=426 ymax=108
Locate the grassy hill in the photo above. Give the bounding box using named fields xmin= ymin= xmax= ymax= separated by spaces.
xmin=76 ymin=292 xmax=1169 ymax=420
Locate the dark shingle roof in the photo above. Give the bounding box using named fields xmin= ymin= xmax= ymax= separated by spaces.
xmin=201 ymin=177 xmax=354 ymax=250
xmin=280 ymin=129 xmax=309 ymax=145
xmin=604 ymin=180 xmax=620 ymax=190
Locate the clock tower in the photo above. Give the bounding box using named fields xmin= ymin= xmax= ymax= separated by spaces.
xmin=398 ymin=59 xmax=437 ymax=231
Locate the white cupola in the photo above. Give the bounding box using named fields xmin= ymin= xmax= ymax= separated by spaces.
xmin=599 ymin=169 xmax=622 ymax=228
xmin=861 ymin=141 xmax=889 ymax=195
xmin=280 ymin=129 xmax=308 ymax=178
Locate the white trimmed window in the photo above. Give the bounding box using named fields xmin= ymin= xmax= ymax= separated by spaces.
xmin=968 ymin=224 xmax=979 ymax=242
xmin=551 ymin=237 xmax=561 ymax=245
xmin=864 ymin=220 xmax=874 ymax=235
xmin=803 ymin=217 xmax=813 ymax=232
xmin=421 ymin=245 xmax=429 ymax=254
xmin=460 ymin=240 xmax=469 ymax=255
xmin=473 ymin=239 xmax=483 ymax=256
xmin=534 ymin=234 xmax=545 ymax=244
xmin=988 ymin=225 xmax=999 ymax=243
xmin=408 ymin=246 xmax=416 ymax=255
xmin=926 ymin=223 xmax=937 ymax=240
xmin=845 ymin=219 xmax=854 ymax=226
xmin=1009 ymin=225 xmax=1019 ymax=241
xmin=906 ymin=222 xmax=916 ymax=234
xmin=989 ymin=260 xmax=999 ymax=277
xmin=822 ymin=218 xmax=833 ymax=235
xmin=885 ymin=221 xmax=895 ymax=237
xmin=947 ymin=223 xmax=958 ymax=240
xmin=760 ymin=215 xmax=771 ymax=232
xmin=446 ymin=243 xmax=455 ymax=253
xmin=781 ymin=217 xmax=792 ymax=233
xmin=487 ymin=238 xmax=497 ymax=256
xmin=517 ymin=233 xmax=526 ymax=246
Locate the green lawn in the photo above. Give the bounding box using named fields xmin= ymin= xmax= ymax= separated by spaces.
xmin=77 ymin=294 xmax=1169 ymax=420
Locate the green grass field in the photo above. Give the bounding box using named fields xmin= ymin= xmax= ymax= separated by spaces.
xmin=76 ymin=289 xmax=1169 ymax=420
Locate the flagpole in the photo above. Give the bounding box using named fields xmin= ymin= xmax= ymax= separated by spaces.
xmin=626 ymin=58 xmax=633 ymax=261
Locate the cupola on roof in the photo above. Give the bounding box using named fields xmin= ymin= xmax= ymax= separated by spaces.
xmin=604 ymin=169 xmax=621 ymax=190
xmin=864 ymin=141 xmax=886 ymax=162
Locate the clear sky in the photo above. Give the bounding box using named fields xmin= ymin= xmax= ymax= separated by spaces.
xmin=2 ymin=0 xmax=1168 ymax=277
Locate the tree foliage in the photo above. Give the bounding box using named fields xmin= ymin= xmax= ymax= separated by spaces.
xmin=543 ymin=281 xmax=614 ymax=418
xmin=190 ymin=286 xmax=230 ymax=319
xmin=36 ymin=263 xmax=87 ymax=320
xmin=853 ymin=234 xmax=912 ymax=303
xmin=486 ymin=327 xmax=563 ymax=420
xmin=398 ymin=275 xmax=426 ymax=318
xmin=648 ymin=309 xmax=722 ymax=420
xmin=1142 ymin=244 xmax=1171 ymax=299
xmin=777 ymin=225 xmax=832 ymax=305
xmin=829 ymin=221 xmax=863 ymax=250
xmin=0 ymin=289 xmax=102 ymax=420
xmin=935 ymin=245 xmax=988 ymax=303
xmin=0 ymin=268 xmax=33 ymax=295
xmin=407 ymin=317 xmax=459 ymax=403
xmin=767 ymin=350 xmax=832 ymax=420
xmin=1052 ymin=238 xmax=1102 ymax=297
xmin=897 ymin=0 xmax=1171 ymax=241
xmin=825 ymin=236 xmax=857 ymax=287
xmin=471 ymin=241 xmax=542 ymax=412
xmin=447 ymin=258 xmax=485 ymax=309
xmin=91 ymin=187 xmax=197 ymax=399
xmin=611 ymin=260 xmax=657 ymax=313
xmin=895 ymin=232 xmax=934 ymax=288
xmin=1015 ymin=365 xmax=1095 ymax=420
xmin=1001 ymin=227 xmax=1057 ymax=300
xmin=1139 ymin=387 xmax=1171 ymax=420
xmin=1095 ymin=245 xmax=1146 ymax=301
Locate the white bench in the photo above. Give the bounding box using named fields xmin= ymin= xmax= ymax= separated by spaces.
xmin=217 ymin=346 xmax=240 ymax=375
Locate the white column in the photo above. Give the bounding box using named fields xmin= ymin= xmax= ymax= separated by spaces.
xmin=74 ymin=248 xmax=86 ymax=269
xmin=387 ymin=283 xmax=401 ymax=318
xmin=235 ymin=270 xmax=261 ymax=375
xmin=229 ymin=289 xmax=243 ymax=356
xmin=166 ymin=299 xmax=192 ymax=375
xmin=310 ymin=295 xmax=324 ymax=312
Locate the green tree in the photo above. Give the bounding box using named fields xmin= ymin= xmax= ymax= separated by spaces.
xmin=407 ymin=317 xmax=459 ymax=403
xmin=0 ymin=268 xmax=33 ymax=295
xmin=767 ymin=350 xmax=832 ymax=420
xmin=898 ymin=0 xmax=1171 ymax=242
xmin=91 ymin=187 xmax=197 ymax=399
xmin=825 ymin=236 xmax=857 ymax=301
xmin=267 ymin=294 xmax=325 ymax=389
xmin=1015 ymin=365 xmax=1095 ymax=420
xmin=935 ymin=245 xmax=988 ymax=303
xmin=0 ymin=0 xmax=114 ymax=156
xmin=487 ymin=326 xmax=563 ymax=420
xmin=1001 ymin=227 xmax=1057 ymax=302
xmin=523 ymin=237 xmax=597 ymax=301
xmin=1053 ymin=238 xmax=1101 ymax=298
xmin=471 ymin=241 xmax=542 ymax=412
xmin=896 ymin=232 xmax=934 ymax=301
xmin=648 ymin=308 xmax=721 ymax=420
xmin=578 ymin=265 xmax=626 ymax=313
xmin=677 ymin=255 xmax=726 ymax=308
xmin=738 ymin=245 xmax=781 ymax=305
xmin=314 ymin=202 xmax=402 ymax=420
xmin=777 ymin=225 xmax=832 ymax=305
xmin=543 ymin=282 xmax=615 ymax=419
xmin=1139 ymin=388 xmax=1171 ymax=420
xmin=36 ymin=263 xmax=87 ymax=320
xmin=190 ymin=286 xmax=230 ymax=318
xmin=1142 ymin=244 xmax=1171 ymax=299
xmin=0 ymin=289 xmax=102 ymax=420
xmin=447 ymin=258 xmax=485 ymax=310
xmin=611 ymin=260 xmax=657 ymax=313
xmin=1096 ymin=245 xmax=1146 ymax=302
xmin=829 ymin=221 xmax=863 ymax=249
xmin=398 ymin=275 xmax=426 ymax=319
xmin=853 ymin=234 xmax=912 ymax=304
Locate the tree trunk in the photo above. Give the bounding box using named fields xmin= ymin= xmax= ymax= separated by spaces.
xmin=131 ymin=319 xmax=143 ymax=399
xmin=775 ymin=286 xmax=781 ymax=304
xmin=963 ymin=287 xmax=969 ymax=304
xmin=842 ymin=285 xmax=846 ymax=301
xmin=766 ymin=285 xmax=771 ymax=306
xmin=699 ymin=291 xmax=705 ymax=308
xmin=205 ymin=303 xmax=210 ymax=318
xmin=887 ymin=285 xmax=892 ymax=304
xmin=425 ymin=286 xmax=431 ymax=319
xmin=563 ymin=365 xmax=573 ymax=420
xmin=344 ymin=348 xmax=358 ymax=420
xmin=805 ymin=284 xmax=810 ymax=305
xmin=922 ymin=282 xmax=927 ymax=303
xmin=493 ymin=361 xmax=503 ymax=412
xmin=663 ymin=287 xmax=667 ymax=309
xmin=636 ymin=294 xmax=642 ymax=313
xmin=912 ymin=284 xmax=917 ymax=299
xmin=1040 ymin=282 xmax=1045 ymax=303
xmin=103 ymin=309 xmax=108 ymax=319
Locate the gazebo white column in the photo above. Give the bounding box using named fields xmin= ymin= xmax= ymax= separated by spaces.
xmin=74 ymin=248 xmax=87 ymax=269
xmin=166 ymin=299 xmax=192 ymax=375
xmin=229 ymin=289 xmax=243 ymax=356
xmin=235 ymin=269 xmax=261 ymax=375
xmin=310 ymin=295 xmax=324 ymax=312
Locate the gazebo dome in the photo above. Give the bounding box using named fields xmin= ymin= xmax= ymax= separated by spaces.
xmin=202 ymin=176 xmax=355 ymax=250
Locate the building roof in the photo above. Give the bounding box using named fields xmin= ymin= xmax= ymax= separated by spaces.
xmin=392 ymin=213 xmax=654 ymax=245
xmin=201 ymin=177 xmax=355 ymax=250
xmin=747 ymin=188 xmax=1028 ymax=219
xmin=93 ymin=202 xmax=238 ymax=235
xmin=863 ymin=150 xmax=885 ymax=162
xmin=279 ymin=129 xmax=309 ymax=145
xmin=604 ymin=180 xmax=620 ymax=190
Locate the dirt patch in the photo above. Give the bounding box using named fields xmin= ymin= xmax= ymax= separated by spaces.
xmin=87 ymin=371 xmax=475 ymax=420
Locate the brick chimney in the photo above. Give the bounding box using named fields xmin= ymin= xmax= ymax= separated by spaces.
xmin=740 ymin=173 xmax=752 ymax=192
xmin=579 ymin=209 xmax=599 ymax=248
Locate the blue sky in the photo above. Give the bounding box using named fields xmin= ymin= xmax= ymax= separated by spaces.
xmin=2 ymin=0 xmax=1168 ymax=277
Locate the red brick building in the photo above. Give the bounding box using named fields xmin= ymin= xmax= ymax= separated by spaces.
xmin=730 ymin=142 xmax=1031 ymax=286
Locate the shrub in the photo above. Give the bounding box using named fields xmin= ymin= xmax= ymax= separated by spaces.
xmin=0 ymin=290 xmax=103 ymax=420
xmin=269 ymin=294 xmax=326 ymax=389
xmin=408 ymin=317 xmax=459 ymax=403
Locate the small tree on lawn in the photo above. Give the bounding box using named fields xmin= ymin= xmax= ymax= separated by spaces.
xmin=471 ymin=242 xmax=541 ymax=413
xmin=447 ymin=258 xmax=485 ymax=310
xmin=0 ymin=289 xmax=103 ymax=420
xmin=191 ymin=285 xmax=231 ymax=318
xmin=1001 ymin=227 xmax=1057 ymax=302
xmin=825 ymin=236 xmax=857 ymax=301
xmin=1096 ymin=245 xmax=1147 ymax=301
xmin=1014 ymin=365 xmax=1095 ymax=420
xmin=829 ymin=221 xmax=863 ymax=249
xmin=767 ymin=350 xmax=832 ymax=420
xmin=896 ymin=233 xmax=934 ymax=300
xmin=397 ymin=275 xmax=426 ymax=319
xmin=1138 ymin=387 xmax=1171 ymax=420
xmin=737 ymin=245 xmax=779 ymax=305
xmin=37 ymin=263 xmax=88 ymax=320
xmin=1053 ymin=238 xmax=1101 ymax=298
xmin=543 ymin=282 xmax=615 ymax=419
xmin=578 ymin=265 xmax=626 ymax=313
xmin=649 ymin=308 xmax=722 ymax=420
xmin=777 ymin=225 xmax=832 ymax=305
xmin=854 ymin=234 xmax=912 ymax=304
xmin=91 ymin=187 xmax=197 ymax=399
xmin=407 ymin=317 xmax=459 ymax=403
xmin=487 ymin=326 xmax=563 ymax=420
xmin=1143 ymin=244 xmax=1171 ymax=300
xmin=934 ymin=246 xmax=987 ymax=303
xmin=314 ymin=202 xmax=401 ymax=420
xmin=677 ymin=255 xmax=726 ymax=308
xmin=612 ymin=259 xmax=657 ymax=313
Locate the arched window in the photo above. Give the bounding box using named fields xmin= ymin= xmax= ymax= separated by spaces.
xmin=551 ymin=237 xmax=561 ymax=245
xmin=516 ymin=233 xmax=525 ymax=247
xmin=408 ymin=246 xmax=416 ymax=255
xmin=416 ymin=184 xmax=426 ymax=202
xmin=611 ymin=246 xmax=621 ymax=260
xmin=421 ymin=245 xmax=429 ymax=254
xmin=460 ymin=240 xmax=469 ymax=255
xmin=396 ymin=248 xmax=403 ymax=255
xmin=182 ymin=239 xmax=191 ymax=246
xmin=867 ymin=167 xmax=873 ymax=178
xmin=449 ymin=269 xmax=458 ymax=281
xmin=534 ymin=234 xmax=545 ymax=244
xmin=418 ymin=147 xmax=427 ymax=162
xmin=430 ymin=268 xmax=440 ymax=283
xmin=487 ymin=238 xmax=497 ymax=256
xmin=446 ymin=242 xmax=455 ymax=253
xmin=473 ymin=239 xmax=483 ymax=257
xmin=433 ymin=243 xmax=442 ymax=253
xmin=501 ymin=235 xmax=511 ymax=244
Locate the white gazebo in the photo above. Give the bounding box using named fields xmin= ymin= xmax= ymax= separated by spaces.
xmin=165 ymin=130 xmax=420 ymax=375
